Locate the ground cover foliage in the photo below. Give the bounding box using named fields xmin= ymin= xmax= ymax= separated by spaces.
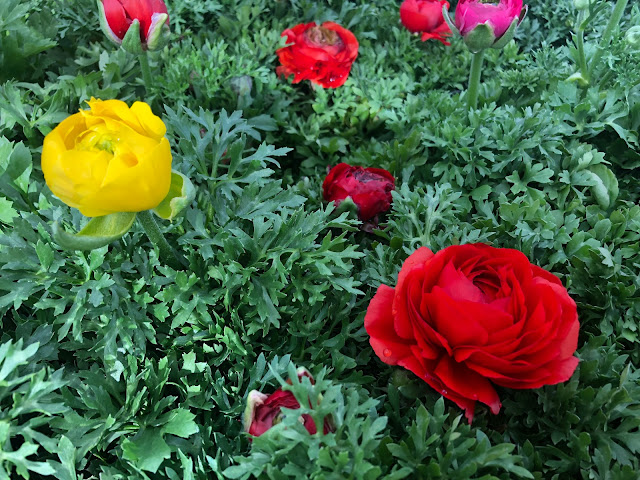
xmin=0 ymin=0 xmax=639 ymax=478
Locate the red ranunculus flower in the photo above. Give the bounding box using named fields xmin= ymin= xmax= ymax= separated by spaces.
xmin=400 ymin=0 xmax=452 ymax=45
xmin=99 ymin=0 xmax=169 ymax=49
xmin=276 ymin=22 xmax=359 ymax=88
xmin=243 ymin=369 xmax=333 ymax=437
xmin=365 ymin=244 xmax=579 ymax=422
xmin=323 ymin=163 xmax=395 ymax=222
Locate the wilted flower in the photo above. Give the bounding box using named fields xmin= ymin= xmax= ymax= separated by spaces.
xmin=323 ymin=163 xmax=395 ymax=222
xmin=400 ymin=0 xmax=452 ymax=45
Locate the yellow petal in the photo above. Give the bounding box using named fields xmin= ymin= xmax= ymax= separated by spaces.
xmin=130 ymin=101 xmax=166 ymax=139
xmin=86 ymin=98 xmax=164 ymax=139
xmin=47 ymin=112 xmax=88 ymax=150
xmin=80 ymin=138 xmax=172 ymax=214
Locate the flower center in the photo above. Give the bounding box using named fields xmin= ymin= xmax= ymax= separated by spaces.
xmin=304 ymin=26 xmax=343 ymax=48
xmin=76 ymin=129 xmax=116 ymax=154
xmin=352 ymin=170 xmax=382 ymax=183
xmin=272 ymin=412 xmax=283 ymax=425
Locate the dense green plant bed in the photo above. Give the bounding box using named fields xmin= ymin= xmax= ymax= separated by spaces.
xmin=0 ymin=0 xmax=639 ymax=478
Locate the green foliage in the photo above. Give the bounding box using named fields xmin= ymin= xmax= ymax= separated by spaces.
xmin=505 ymin=336 xmax=640 ymax=479
xmin=0 ymin=0 xmax=57 ymax=83
xmin=0 ymin=334 xmax=68 ymax=479
xmin=224 ymin=362 xmax=393 ymax=480
xmin=386 ymin=401 xmax=533 ymax=479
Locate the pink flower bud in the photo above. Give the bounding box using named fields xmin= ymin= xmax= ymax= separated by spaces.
xmin=99 ymin=0 xmax=169 ymax=49
xmin=454 ymin=0 xmax=525 ymax=50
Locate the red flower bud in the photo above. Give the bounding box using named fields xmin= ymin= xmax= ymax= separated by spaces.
xmin=400 ymin=0 xmax=452 ymax=45
xmin=99 ymin=0 xmax=169 ymax=50
xmin=276 ymin=22 xmax=359 ymax=89
xmin=243 ymin=369 xmax=333 ymax=437
xmin=323 ymin=163 xmax=395 ymax=221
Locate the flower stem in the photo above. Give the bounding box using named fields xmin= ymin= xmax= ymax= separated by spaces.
xmin=137 ymin=210 xmax=186 ymax=269
xmin=466 ymin=50 xmax=485 ymax=110
xmin=588 ymin=0 xmax=629 ymax=80
xmin=138 ymin=52 xmax=154 ymax=94
xmin=574 ymin=11 xmax=589 ymax=81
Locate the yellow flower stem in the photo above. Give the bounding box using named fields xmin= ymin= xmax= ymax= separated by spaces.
xmin=138 ymin=210 xmax=186 ymax=269
xmin=138 ymin=53 xmax=154 ymax=94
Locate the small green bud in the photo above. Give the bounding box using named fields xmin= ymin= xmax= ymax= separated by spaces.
xmin=625 ymin=26 xmax=640 ymax=48
xmin=230 ymin=75 xmax=253 ymax=97
xmin=121 ymin=20 xmax=144 ymax=54
xmin=463 ymin=23 xmax=497 ymax=52
xmin=567 ymin=71 xmax=589 ymax=87
xmin=573 ymin=0 xmax=591 ymax=10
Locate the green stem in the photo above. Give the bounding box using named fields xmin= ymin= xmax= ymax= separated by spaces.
xmin=588 ymin=0 xmax=629 ymax=80
xmin=575 ymin=32 xmax=588 ymax=78
xmin=574 ymin=11 xmax=589 ymax=80
xmin=466 ymin=50 xmax=485 ymax=110
xmin=138 ymin=52 xmax=154 ymax=94
xmin=137 ymin=210 xmax=186 ymax=269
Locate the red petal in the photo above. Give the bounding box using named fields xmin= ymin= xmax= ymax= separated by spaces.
xmin=394 ymin=247 xmax=434 ymax=338
xmin=427 ymin=287 xmax=511 ymax=347
xmin=365 ymin=285 xmax=414 ymax=365
xmin=301 ymin=414 xmax=318 ymax=434
xmin=434 ymin=356 xmax=502 ymax=415
xmin=436 ymin=260 xmax=487 ymax=303
xmin=530 ymin=264 xmax=563 ymax=286
xmin=101 ymin=0 xmax=130 ymax=39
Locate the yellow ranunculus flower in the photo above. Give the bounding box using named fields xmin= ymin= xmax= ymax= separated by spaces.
xmin=42 ymin=98 xmax=172 ymax=217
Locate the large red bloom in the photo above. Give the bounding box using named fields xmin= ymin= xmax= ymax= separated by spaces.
xmin=365 ymin=244 xmax=579 ymax=422
xmin=100 ymin=0 xmax=169 ymax=45
xmin=323 ymin=163 xmax=395 ymax=221
xmin=400 ymin=0 xmax=452 ymax=45
xmin=276 ymin=22 xmax=359 ymax=88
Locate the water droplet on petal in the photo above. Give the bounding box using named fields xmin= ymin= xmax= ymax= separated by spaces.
xmin=383 ymin=348 xmax=392 ymax=357
xmin=472 ymin=394 xmax=478 ymax=400
xmin=442 ymin=389 xmax=448 ymax=395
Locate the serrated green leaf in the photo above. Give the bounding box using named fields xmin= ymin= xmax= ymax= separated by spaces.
xmin=0 ymin=197 xmax=18 ymax=224
xmin=162 ymin=408 xmax=199 ymax=438
xmin=121 ymin=428 xmax=171 ymax=473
